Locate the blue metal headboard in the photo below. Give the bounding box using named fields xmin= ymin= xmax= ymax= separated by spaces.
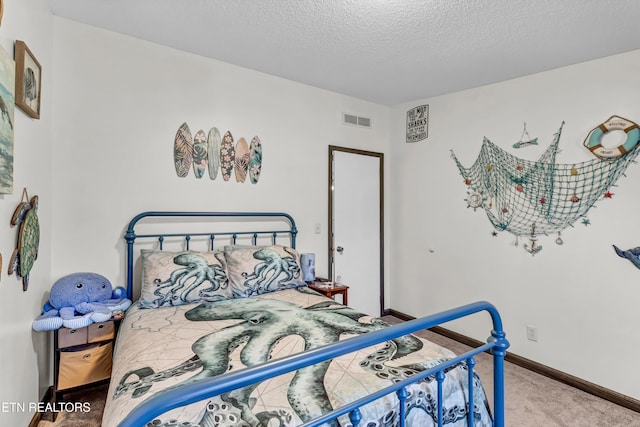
xmin=124 ymin=211 xmax=298 ymax=300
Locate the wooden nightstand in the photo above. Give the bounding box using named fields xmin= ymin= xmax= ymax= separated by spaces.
xmin=307 ymin=282 xmax=349 ymax=305
xmin=53 ymin=320 xmax=119 ymax=403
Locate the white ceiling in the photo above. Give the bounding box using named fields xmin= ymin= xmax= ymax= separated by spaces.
xmin=49 ymin=0 xmax=640 ymax=106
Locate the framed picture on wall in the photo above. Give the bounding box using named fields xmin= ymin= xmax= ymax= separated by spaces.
xmin=15 ymin=40 xmax=41 ymax=119
xmin=0 ymin=42 xmax=15 ymax=194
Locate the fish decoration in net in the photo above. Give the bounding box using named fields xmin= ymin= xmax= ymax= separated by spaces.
xmin=451 ymin=121 xmax=640 ymax=255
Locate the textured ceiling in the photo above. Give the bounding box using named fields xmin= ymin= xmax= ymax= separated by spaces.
xmin=49 ymin=0 xmax=640 ymax=106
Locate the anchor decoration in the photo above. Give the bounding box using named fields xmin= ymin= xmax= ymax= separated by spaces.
xmin=524 ymin=224 xmax=542 ymax=256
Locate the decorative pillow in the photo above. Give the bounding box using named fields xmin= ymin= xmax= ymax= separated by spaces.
xmin=139 ymin=250 xmax=232 ymax=308
xmin=224 ymin=245 xmax=306 ymax=297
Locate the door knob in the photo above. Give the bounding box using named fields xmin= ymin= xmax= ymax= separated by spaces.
xmin=336 ymin=246 xmax=344 ymax=254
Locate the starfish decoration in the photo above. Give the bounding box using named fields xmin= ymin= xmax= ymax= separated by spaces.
xmin=582 ymin=217 xmax=591 ymax=226
xmin=492 ymin=231 xmax=498 ymax=237
xmin=604 ymin=191 xmax=614 ymax=199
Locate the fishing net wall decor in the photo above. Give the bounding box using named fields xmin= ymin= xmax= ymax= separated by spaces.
xmin=451 ymin=122 xmax=640 ymax=254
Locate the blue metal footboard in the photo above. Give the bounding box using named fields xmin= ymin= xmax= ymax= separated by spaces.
xmin=119 ymin=212 xmax=509 ymax=427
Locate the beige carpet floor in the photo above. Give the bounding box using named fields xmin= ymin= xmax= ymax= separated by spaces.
xmin=38 ymin=317 xmax=640 ymax=426
xmin=37 ymin=383 xmax=107 ymax=427
xmin=382 ymin=316 xmax=640 ymax=427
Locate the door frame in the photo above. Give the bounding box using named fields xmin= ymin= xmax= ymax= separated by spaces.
xmin=328 ymin=145 xmax=385 ymax=314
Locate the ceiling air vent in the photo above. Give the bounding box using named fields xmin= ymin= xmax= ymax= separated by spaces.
xmin=343 ymin=113 xmax=371 ymax=129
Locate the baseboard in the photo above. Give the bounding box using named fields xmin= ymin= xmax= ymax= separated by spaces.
xmin=385 ymin=308 xmax=413 ymax=321
xmin=28 ymin=386 xmax=53 ymax=427
xmin=385 ymin=308 xmax=640 ymax=413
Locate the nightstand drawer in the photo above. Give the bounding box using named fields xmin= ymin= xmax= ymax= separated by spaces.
xmin=58 ymin=327 xmax=88 ymax=348
xmin=58 ymin=342 xmax=112 ymax=390
xmin=88 ymin=321 xmax=115 ymax=343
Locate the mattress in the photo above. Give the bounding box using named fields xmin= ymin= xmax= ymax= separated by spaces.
xmin=103 ymin=287 xmax=492 ymax=426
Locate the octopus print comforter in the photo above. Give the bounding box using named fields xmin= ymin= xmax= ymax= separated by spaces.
xmin=102 ymin=287 xmax=493 ymax=426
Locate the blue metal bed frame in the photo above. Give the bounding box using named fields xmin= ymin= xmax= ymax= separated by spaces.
xmin=119 ymin=211 xmax=509 ymax=427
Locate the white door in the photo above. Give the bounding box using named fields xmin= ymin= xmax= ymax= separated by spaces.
xmin=330 ymin=147 xmax=383 ymax=316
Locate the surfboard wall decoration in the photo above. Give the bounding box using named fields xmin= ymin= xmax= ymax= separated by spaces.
xmin=234 ymin=137 xmax=249 ymax=183
xmin=220 ymin=131 xmax=235 ymax=181
xmin=174 ymin=123 xmax=194 ymax=178
xmin=207 ymin=127 xmax=221 ymax=180
xmin=173 ymin=123 xmax=263 ymax=184
xmin=192 ymin=129 xmax=208 ymax=178
xmin=249 ymin=136 xmax=262 ymax=184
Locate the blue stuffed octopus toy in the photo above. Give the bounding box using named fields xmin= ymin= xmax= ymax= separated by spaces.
xmin=33 ymin=272 xmax=131 ymax=331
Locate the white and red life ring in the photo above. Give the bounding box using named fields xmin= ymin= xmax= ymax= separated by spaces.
xmin=583 ymin=115 xmax=640 ymax=160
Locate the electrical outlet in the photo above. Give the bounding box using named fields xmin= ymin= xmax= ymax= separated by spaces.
xmin=526 ymin=326 xmax=538 ymax=342
xmin=314 ymin=223 xmax=321 ymax=234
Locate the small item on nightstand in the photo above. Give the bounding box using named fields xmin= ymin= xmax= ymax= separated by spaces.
xmin=112 ymin=310 xmax=125 ymax=320
xmin=314 ymin=280 xmax=334 ymax=288
xmin=301 ymin=253 xmax=316 ymax=282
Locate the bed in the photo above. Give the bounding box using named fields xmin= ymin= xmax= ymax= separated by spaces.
xmin=104 ymin=211 xmax=509 ymax=427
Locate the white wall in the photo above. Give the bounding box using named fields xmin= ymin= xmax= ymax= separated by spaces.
xmin=390 ymin=49 xmax=640 ymax=400
xmin=50 ymin=19 xmax=391 ymax=302
xmin=0 ymin=1 xmax=53 ymax=426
